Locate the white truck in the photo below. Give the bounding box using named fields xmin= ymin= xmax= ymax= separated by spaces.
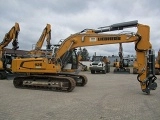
xmin=89 ymin=56 xmax=110 ymax=74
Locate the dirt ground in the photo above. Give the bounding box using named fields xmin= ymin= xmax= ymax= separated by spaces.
xmin=0 ymin=69 xmax=160 ymax=120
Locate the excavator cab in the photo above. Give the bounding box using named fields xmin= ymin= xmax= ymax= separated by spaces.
xmin=52 ymin=42 xmax=79 ymax=73
xmin=61 ymin=49 xmax=79 ymax=72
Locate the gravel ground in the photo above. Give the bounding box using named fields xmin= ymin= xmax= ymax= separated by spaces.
xmin=0 ymin=68 xmax=160 ymax=120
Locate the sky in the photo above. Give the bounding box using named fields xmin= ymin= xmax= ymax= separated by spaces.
xmin=0 ymin=0 xmax=160 ymax=57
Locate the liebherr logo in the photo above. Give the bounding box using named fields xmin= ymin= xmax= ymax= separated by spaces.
xmin=98 ymin=37 xmax=121 ymax=41
xmin=90 ymin=37 xmax=97 ymax=42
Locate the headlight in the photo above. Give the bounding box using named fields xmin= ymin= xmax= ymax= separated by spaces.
xmin=98 ymin=64 xmax=102 ymax=66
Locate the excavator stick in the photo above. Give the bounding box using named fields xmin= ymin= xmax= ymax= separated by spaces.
xmin=138 ymin=49 xmax=157 ymax=94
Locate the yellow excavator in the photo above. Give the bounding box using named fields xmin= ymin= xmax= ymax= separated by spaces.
xmin=12 ymin=20 xmax=157 ymax=94
xmin=0 ymin=23 xmax=20 ymax=79
xmin=28 ymin=24 xmax=52 ymax=57
xmin=114 ymin=43 xmax=130 ymax=73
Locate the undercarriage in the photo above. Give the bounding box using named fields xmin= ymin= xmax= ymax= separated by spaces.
xmin=13 ymin=73 xmax=88 ymax=92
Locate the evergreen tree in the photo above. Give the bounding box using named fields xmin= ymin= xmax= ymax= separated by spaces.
xmin=77 ymin=48 xmax=89 ymax=61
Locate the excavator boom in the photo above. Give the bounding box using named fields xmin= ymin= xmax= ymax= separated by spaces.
xmin=28 ymin=24 xmax=51 ymax=57
xmin=0 ymin=23 xmax=20 ymax=56
xmin=35 ymin=24 xmax=51 ymax=50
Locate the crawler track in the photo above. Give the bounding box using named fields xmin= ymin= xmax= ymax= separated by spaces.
xmin=13 ymin=75 xmax=76 ymax=92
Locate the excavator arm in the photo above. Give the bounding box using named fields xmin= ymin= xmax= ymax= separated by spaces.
xmin=35 ymin=24 xmax=51 ymax=50
xmin=28 ymin=24 xmax=51 ymax=56
xmin=54 ymin=21 xmax=141 ymax=66
xmin=0 ymin=23 xmax=20 ymax=58
xmin=53 ymin=20 xmax=157 ymax=94
xmin=0 ymin=22 xmax=20 ymax=79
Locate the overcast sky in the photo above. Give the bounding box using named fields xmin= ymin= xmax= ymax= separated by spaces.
xmin=0 ymin=0 xmax=160 ymax=56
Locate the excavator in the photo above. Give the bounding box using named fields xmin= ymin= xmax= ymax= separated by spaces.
xmin=114 ymin=43 xmax=130 ymax=73
xmin=0 ymin=23 xmax=20 ymax=79
xmin=28 ymin=24 xmax=52 ymax=57
xmin=12 ymin=20 xmax=157 ymax=94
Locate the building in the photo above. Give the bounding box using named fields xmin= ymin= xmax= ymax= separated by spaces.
xmin=4 ymin=48 xmax=28 ymax=57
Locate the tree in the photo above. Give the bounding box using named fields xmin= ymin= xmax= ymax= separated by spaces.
xmin=77 ymin=48 xmax=89 ymax=61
